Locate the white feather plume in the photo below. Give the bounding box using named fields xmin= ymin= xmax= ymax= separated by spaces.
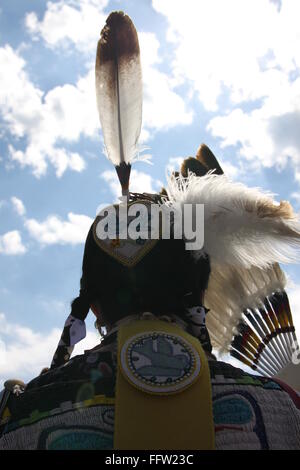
xmin=166 ymin=172 xmax=300 ymax=269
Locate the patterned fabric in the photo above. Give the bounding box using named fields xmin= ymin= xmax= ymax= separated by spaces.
xmin=209 ymin=361 xmax=300 ymax=450
xmin=0 ymin=334 xmax=300 ymax=450
xmin=93 ymin=200 xmax=159 ymax=268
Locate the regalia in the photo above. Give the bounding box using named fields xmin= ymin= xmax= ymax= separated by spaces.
xmin=0 ymin=11 xmax=299 ymax=450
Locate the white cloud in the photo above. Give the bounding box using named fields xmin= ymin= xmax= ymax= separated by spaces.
xmin=11 ymin=196 xmax=26 ymax=216
xmin=139 ymin=32 xmax=193 ymax=133
xmin=152 ymin=0 xmax=300 ymax=172
xmin=0 ymin=312 xmax=100 ymax=388
xmin=0 ymin=37 xmax=191 ymax=179
xmin=101 ymin=169 xmax=163 ymax=200
xmin=25 ymin=212 xmax=93 ymax=245
xmin=153 ymin=0 xmax=300 ymax=109
xmin=0 ymin=45 xmax=97 ymax=177
xmin=207 ymin=97 xmax=300 ymax=171
xmin=290 ymin=191 xmax=300 ymax=208
xmin=218 ymin=161 xmax=240 ymax=180
xmin=166 ymin=156 xmax=184 ymax=174
xmin=0 ymin=231 xmax=26 ymax=255
xmin=25 ymin=0 xmax=108 ymax=53
xmin=143 ymin=64 xmax=193 ymax=131
xmin=0 ymin=45 xmax=42 ymax=137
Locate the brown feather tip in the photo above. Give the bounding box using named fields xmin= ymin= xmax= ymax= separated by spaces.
xmin=98 ymin=11 xmax=139 ymax=65
xmin=196 ymin=143 xmax=224 ymax=175
xmin=181 ymin=157 xmax=208 ymax=178
xmin=256 ymin=200 xmax=296 ymax=220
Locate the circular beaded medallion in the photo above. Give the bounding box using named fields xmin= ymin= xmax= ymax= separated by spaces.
xmin=120 ymin=331 xmax=201 ymax=394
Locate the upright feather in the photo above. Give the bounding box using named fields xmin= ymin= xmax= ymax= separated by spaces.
xmin=95 ymin=11 xmax=142 ymax=195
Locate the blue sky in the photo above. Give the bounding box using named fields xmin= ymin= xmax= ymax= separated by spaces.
xmin=1 ymin=0 xmax=300 ymax=386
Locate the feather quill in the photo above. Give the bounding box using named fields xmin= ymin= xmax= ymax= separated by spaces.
xmin=95 ymin=11 xmax=142 ymax=195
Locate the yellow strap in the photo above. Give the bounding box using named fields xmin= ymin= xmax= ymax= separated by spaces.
xmin=114 ymin=320 xmax=215 ymax=450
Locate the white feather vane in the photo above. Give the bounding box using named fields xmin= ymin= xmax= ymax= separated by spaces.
xmin=95 ymin=12 xmax=142 ymax=195
xmin=166 ymin=172 xmax=300 ymax=269
xmin=95 ymin=12 xmax=142 ymax=166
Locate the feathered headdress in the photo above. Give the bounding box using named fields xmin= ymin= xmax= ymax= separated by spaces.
xmin=51 ymin=12 xmax=300 ymax=392
xmin=168 ymin=144 xmax=300 ymax=388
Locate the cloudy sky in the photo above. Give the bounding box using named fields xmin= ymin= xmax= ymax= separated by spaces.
xmin=1 ymin=0 xmax=300 ymax=387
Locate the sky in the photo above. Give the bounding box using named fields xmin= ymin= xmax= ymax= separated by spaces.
xmin=1 ymin=0 xmax=300 ymax=387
